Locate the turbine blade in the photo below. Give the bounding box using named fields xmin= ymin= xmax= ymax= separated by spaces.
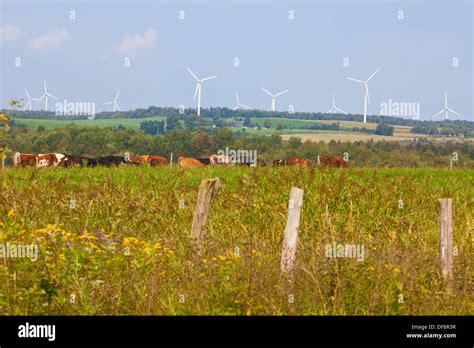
xmin=44 ymin=80 xmax=47 ymax=92
xmin=115 ymin=102 xmax=121 ymax=112
xmin=186 ymin=67 xmax=199 ymax=80
xmin=447 ymin=107 xmax=460 ymax=116
xmin=261 ymin=87 xmax=273 ymax=97
xmin=201 ymin=75 xmax=218 ymax=81
xmin=275 ymin=90 xmax=288 ymax=97
xmin=47 ymin=93 xmax=58 ymax=99
xmin=346 ymin=77 xmax=364 ymax=83
xmin=115 ymin=90 xmax=120 ymax=100
xmin=241 ymin=104 xmax=251 ymax=109
xmin=235 ymin=92 xmax=240 ymax=104
xmin=103 ymin=102 xmax=113 ymax=105
xmin=23 ymin=101 xmax=30 ymax=110
xmin=25 ymin=88 xmax=31 ymax=99
xmin=445 ymin=92 xmax=448 ymax=106
xmin=193 ymin=83 xmax=199 ymax=101
xmin=432 ymin=109 xmax=444 ymax=118
xmin=335 ymin=107 xmax=347 ymax=114
xmin=367 ymin=67 xmax=381 ymax=81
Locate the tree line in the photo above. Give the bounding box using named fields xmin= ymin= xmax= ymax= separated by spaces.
xmin=2 ymin=124 xmax=473 ymax=168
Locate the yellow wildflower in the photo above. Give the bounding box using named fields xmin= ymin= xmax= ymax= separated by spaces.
xmin=7 ymin=209 xmax=15 ymax=218
xmin=123 ymin=237 xmax=139 ymax=246
xmin=393 ymin=268 xmax=401 ymax=274
xmin=218 ymin=255 xmax=226 ymax=261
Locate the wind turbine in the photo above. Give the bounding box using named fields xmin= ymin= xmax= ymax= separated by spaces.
xmin=347 ymin=67 xmax=381 ymax=123
xmin=261 ymin=87 xmax=288 ymax=112
xmin=37 ymin=80 xmax=58 ymax=111
xmin=234 ymin=92 xmax=251 ymax=110
xmin=104 ymin=90 xmax=121 ymax=112
xmin=327 ymin=93 xmax=346 ymax=115
xmin=23 ymin=88 xmax=40 ymax=111
xmin=187 ymin=67 xmax=218 ymax=116
xmin=432 ymin=92 xmax=460 ymax=120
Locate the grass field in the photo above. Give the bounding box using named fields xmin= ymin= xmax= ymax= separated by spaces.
xmin=0 ymin=166 xmax=472 ymax=315
xmin=12 ymin=116 xmax=166 ymax=130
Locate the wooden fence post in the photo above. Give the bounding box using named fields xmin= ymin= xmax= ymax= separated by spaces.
xmin=170 ymin=153 xmax=174 ymax=166
xmin=317 ymin=155 xmax=320 ymax=166
xmin=449 ymin=158 xmax=453 ymax=170
xmin=191 ymin=178 xmax=221 ymax=246
xmin=281 ymin=187 xmax=304 ymax=274
xmin=439 ymin=198 xmax=453 ymax=279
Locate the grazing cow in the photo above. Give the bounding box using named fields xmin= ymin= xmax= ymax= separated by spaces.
xmin=36 ymin=153 xmax=65 ymax=167
xmin=272 ymin=159 xmax=287 ymax=166
xmin=139 ymin=155 xmax=168 ymax=166
xmin=209 ymin=154 xmax=232 ymax=165
xmin=287 ymin=157 xmax=311 ymax=167
xmin=197 ymin=157 xmax=212 ymax=165
xmin=13 ymin=152 xmax=37 ymax=167
xmin=58 ymin=154 xmax=85 ymax=167
xmin=129 ymin=156 xmax=142 ymax=165
xmin=321 ymin=155 xmax=347 ymax=168
xmin=178 ymin=157 xmax=204 ymax=168
xmin=88 ymin=156 xmax=127 ymax=167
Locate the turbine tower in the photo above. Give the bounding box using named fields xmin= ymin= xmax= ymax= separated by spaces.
xmin=38 ymin=80 xmax=58 ymax=111
xmin=327 ymin=93 xmax=347 ymax=115
xmin=187 ymin=67 xmax=218 ymax=116
xmin=104 ymin=90 xmax=121 ymax=112
xmin=347 ymin=67 xmax=381 ymax=123
xmin=261 ymin=87 xmax=288 ymax=112
xmin=432 ymin=92 xmax=460 ymax=120
xmin=234 ymin=92 xmax=251 ymax=110
xmin=23 ymin=88 xmax=40 ymax=111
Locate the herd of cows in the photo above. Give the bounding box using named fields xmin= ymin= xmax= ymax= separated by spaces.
xmin=11 ymin=152 xmax=347 ymax=168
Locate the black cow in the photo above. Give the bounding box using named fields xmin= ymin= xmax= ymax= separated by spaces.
xmin=197 ymin=158 xmax=211 ymax=165
xmin=87 ymin=156 xmax=127 ymax=167
xmin=272 ymin=159 xmax=287 ymax=166
xmin=59 ymin=154 xmax=85 ymax=167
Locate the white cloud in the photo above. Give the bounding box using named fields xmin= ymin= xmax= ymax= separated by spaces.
xmin=28 ymin=27 xmax=71 ymax=52
xmin=114 ymin=28 xmax=157 ymax=56
xmin=0 ymin=25 xmax=23 ymax=43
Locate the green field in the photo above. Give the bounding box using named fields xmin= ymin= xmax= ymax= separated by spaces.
xmin=1 ymin=166 xmax=472 ymax=315
xmin=12 ymin=116 xmax=166 ymax=130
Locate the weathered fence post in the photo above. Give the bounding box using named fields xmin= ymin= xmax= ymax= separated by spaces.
xmin=191 ymin=178 xmax=221 ymax=246
xmin=449 ymin=158 xmax=453 ymax=170
xmin=281 ymin=187 xmax=304 ymax=274
xmin=317 ymin=155 xmax=320 ymax=166
xmin=439 ymin=198 xmax=453 ymax=279
xmin=170 ymin=153 xmax=174 ymax=166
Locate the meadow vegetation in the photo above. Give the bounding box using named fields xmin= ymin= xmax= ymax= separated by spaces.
xmin=0 ymin=166 xmax=472 ymax=315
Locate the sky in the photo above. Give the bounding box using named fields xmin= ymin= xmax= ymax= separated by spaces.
xmin=0 ymin=0 xmax=472 ymax=120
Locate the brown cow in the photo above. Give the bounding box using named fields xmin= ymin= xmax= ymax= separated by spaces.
xmin=139 ymin=155 xmax=168 ymax=166
xmin=129 ymin=156 xmax=142 ymax=165
xmin=321 ymin=155 xmax=347 ymax=168
xmin=36 ymin=153 xmax=65 ymax=167
xmin=287 ymin=157 xmax=311 ymax=167
xmin=13 ymin=152 xmax=37 ymax=167
xmin=178 ymin=157 xmax=204 ymax=168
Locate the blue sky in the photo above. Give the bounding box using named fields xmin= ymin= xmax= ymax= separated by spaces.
xmin=0 ymin=0 xmax=472 ymax=120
